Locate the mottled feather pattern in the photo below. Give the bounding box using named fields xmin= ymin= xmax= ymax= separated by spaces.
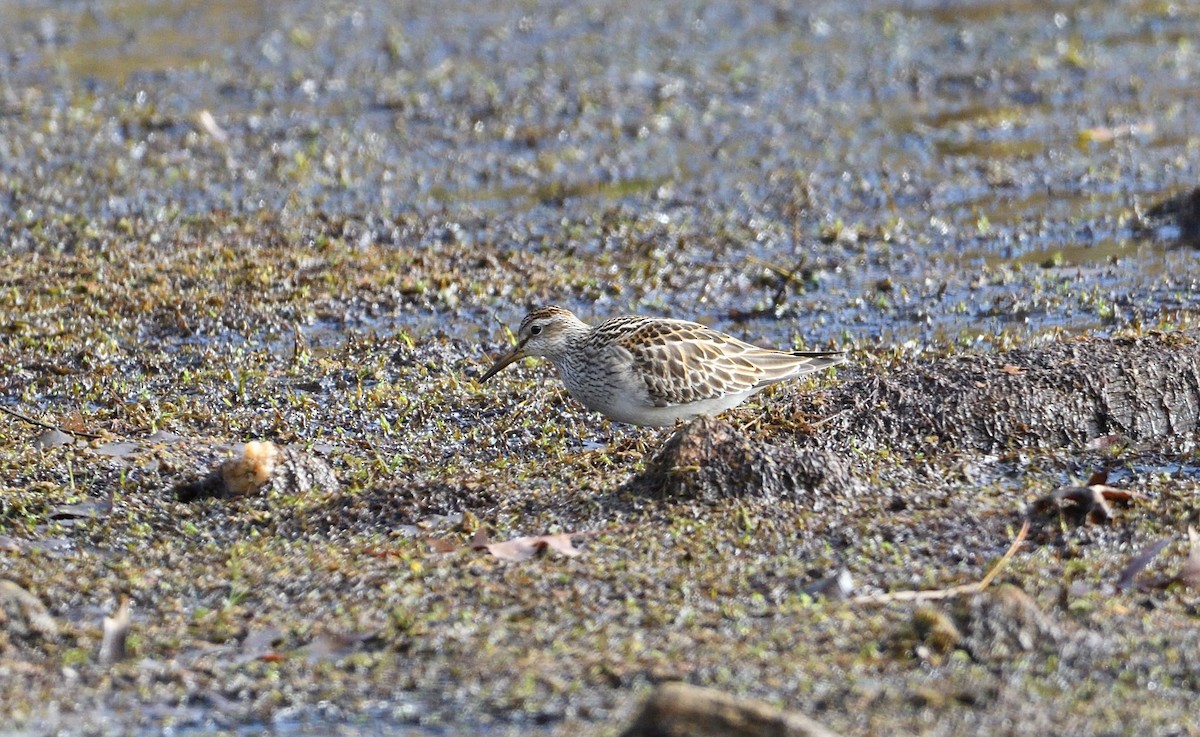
xmin=482 ymin=305 xmax=844 ymax=426
xmin=603 ymin=317 xmax=804 ymax=405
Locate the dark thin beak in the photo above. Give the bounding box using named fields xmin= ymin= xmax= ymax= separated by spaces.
xmin=479 ymin=344 xmax=528 ymax=382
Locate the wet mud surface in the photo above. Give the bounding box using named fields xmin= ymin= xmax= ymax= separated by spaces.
xmin=2 ymin=0 xmax=1200 ymax=735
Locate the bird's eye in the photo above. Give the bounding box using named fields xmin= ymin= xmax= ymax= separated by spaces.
xmin=530 ymin=324 xmax=543 ymax=335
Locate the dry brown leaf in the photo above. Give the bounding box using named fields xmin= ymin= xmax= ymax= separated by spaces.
xmin=999 ymin=364 xmax=1027 ymax=376
xmin=50 ymin=498 xmax=111 ymax=522
xmin=1031 ymin=484 xmax=1136 ymax=525
xmin=427 ymin=537 xmax=459 ymax=554
xmin=1094 ymin=485 xmax=1136 ymax=503
xmin=1115 ymin=538 xmax=1171 ymax=592
xmin=60 ymin=411 xmax=91 ymax=434
xmin=485 ymin=533 xmax=581 ymax=562
xmin=469 ymin=526 xmax=491 ymax=549
xmin=99 ymin=597 xmax=131 ymax=666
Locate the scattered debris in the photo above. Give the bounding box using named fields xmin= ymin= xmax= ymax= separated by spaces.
xmin=428 ymin=526 xmax=598 ymax=561
xmin=1030 ymin=484 xmax=1136 ymax=525
xmin=1115 ymin=527 xmax=1200 ymax=592
xmin=99 ymin=597 xmax=131 ymax=665
xmin=802 ymin=569 xmax=854 ymax=601
xmin=1115 ymin=538 xmax=1173 ymax=592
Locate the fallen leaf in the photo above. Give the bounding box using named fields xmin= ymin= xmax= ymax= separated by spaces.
xmin=1031 ymin=484 xmax=1137 ymax=525
xmin=999 ymin=364 xmax=1027 ymax=376
xmin=50 ymin=497 xmax=112 ymax=521
xmin=33 ymin=429 xmax=75 ymax=449
xmin=484 ymin=533 xmax=581 ymax=562
xmin=802 ymin=568 xmax=854 ymax=601
xmin=92 ymin=440 xmax=142 ymax=458
xmin=1094 ymin=485 xmax=1136 ymax=503
xmin=99 ymin=597 xmax=131 ymax=666
xmin=1115 ymin=538 xmax=1171 ymax=592
xmin=469 ymin=526 xmax=490 ymax=550
xmin=427 ymin=538 xmax=459 ymax=554
xmin=60 ymin=412 xmax=91 ymax=434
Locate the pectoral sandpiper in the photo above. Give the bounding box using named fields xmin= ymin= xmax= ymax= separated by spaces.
xmin=479 ymin=306 xmax=844 ymax=427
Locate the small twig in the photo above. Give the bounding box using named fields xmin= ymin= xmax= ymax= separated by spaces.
xmin=804 ymin=407 xmax=851 ymax=432
xmin=747 ymin=254 xmax=806 ymax=285
xmin=852 ymin=519 xmax=1029 ymax=606
xmin=0 ymin=405 xmax=102 ymax=440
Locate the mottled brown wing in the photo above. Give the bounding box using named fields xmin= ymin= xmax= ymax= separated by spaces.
xmin=613 ymin=319 xmax=791 ymax=407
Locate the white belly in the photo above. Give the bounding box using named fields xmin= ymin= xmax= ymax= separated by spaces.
xmin=575 ymin=387 xmax=761 ymax=427
xmin=554 ymin=344 xmax=764 ymax=426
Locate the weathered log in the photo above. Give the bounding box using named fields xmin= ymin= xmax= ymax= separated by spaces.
xmin=800 ymin=332 xmax=1200 ymax=453
xmin=620 ymin=682 xmax=844 ymax=737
